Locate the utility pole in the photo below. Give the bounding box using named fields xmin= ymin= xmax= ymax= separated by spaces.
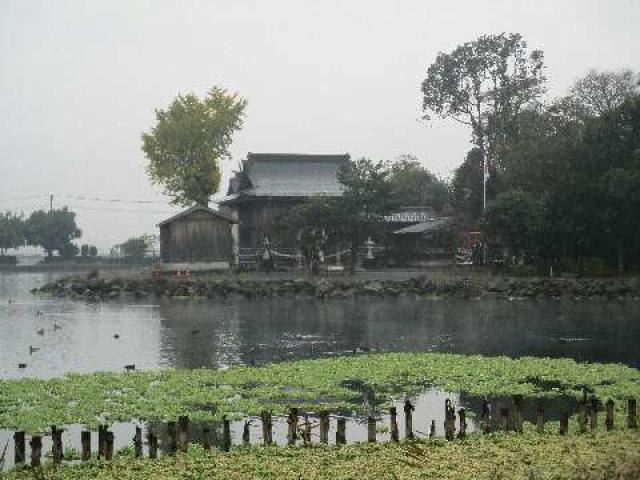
xmin=49 ymin=194 xmax=53 ymax=213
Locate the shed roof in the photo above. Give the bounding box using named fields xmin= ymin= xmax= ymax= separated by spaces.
xmin=223 ymin=153 xmax=350 ymax=201
xmin=158 ymin=205 xmax=238 ymax=227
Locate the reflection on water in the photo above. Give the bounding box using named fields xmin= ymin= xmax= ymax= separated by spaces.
xmin=1 ymin=271 xmax=640 ymax=380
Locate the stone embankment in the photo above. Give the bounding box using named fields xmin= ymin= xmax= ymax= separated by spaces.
xmin=34 ymin=275 xmax=640 ymax=301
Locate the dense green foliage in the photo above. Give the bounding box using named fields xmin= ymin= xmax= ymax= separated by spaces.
xmin=0 ymin=211 xmax=24 ymax=254
xmin=116 ymin=234 xmax=153 ymax=257
xmin=24 ymin=207 xmax=81 ymax=258
xmin=5 ymin=431 xmax=640 ymax=480
xmin=1 ymin=353 xmax=638 ymax=433
xmin=142 ymin=86 xmax=247 ymax=207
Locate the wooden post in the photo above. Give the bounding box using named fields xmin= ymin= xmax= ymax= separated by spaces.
xmin=242 ymin=421 xmax=250 ymax=446
xmin=301 ymin=415 xmax=312 ymax=446
xmin=589 ymin=398 xmax=598 ymax=431
xmin=560 ymin=412 xmax=569 ymax=435
xmin=513 ymin=395 xmax=524 ymax=433
xmin=167 ymin=421 xmax=177 ymax=454
xmin=287 ymin=407 xmax=299 ymax=445
xmin=178 ymin=415 xmax=190 ymax=452
xmin=319 ymin=410 xmax=330 ymax=444
xmin=367 ymin=416 xmax=376 ymax=443
xmin=30 ymin=436 xmax=42 ymax=468
xmin=605 ymin=399 xmax=614 ymax=431
xmin=260 ymin=411 xmax=273 ymax=446
xmin=444 ymin=399 xmax=456 ymax=441
xmin=628 ymin=398 xmax=637 ymax=429
xmin=536 ymin=406 xmax=545 ymax=434
xmin=51 ymin=425 xmax=63 ymax=464
xmin=134 ymin=426 xmax=143 ymax=458
xmin=578 ymin=401 xmax=588 ymax=433
xmin=499 ymin=406 xmax=509 ymax=433
xmin=429 ymin=420 xmax=436 ymax=438
xmin=481 ymin=399 xmax=491 ymax=434
xmin=458 ymin=408 xmax=467 ymax=439
xmin=105 ymin=431 xmax=114 ymax=460
xmin=148 ymin=431 xmax=158 ymax=459
xmin=81 ymin=431 xmax=91 ymax=461
xmin=222 ymin=417 xmax=231 ymax=452
xmin=13 ymin=431 xmax=25 ymax=465
xmin=404 ymin=400 xmax=415 ymax=440
xmin=336 ymin=418 xmax=346 ymax=445
xmin=389 ymin=407 xmax=399 ymax=442
xmin=98 ymin=425 xmax=107 ymax=459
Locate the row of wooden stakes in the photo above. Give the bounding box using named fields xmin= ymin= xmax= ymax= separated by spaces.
xmin=11 ymin=397 xmax=638 ymax=468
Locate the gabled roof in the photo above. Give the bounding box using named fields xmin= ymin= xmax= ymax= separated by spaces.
xmin=158 ymin=205 xmax=238 ymax=227
xmin=224 ymin=153 xmax=350 ymax=201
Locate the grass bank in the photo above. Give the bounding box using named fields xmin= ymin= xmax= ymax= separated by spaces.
xmin=1 ymin=353 xmax=639 ymax=432
xmin=5 ymin=431 xmax=640 ymax=480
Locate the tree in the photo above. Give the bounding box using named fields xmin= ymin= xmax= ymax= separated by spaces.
xmin=89 ymin=245 xmax=98 ymax=257
xmin=118 ymin=235 xmax=153 ymax=257
xmin=25 ymin=207 xmax=82 ymax=258
xmin=0 ymin=211 xmax=25 ymax=254
xmin=282 ymin=158 xmax=394 ymax=272
xmin=388 ymin=155 xmax=450 ymax=211
xmin=142 ymin=86 xmax=247 ymax=207
xmin=421 ymin=33 xmax=545 ymax=169
xmin=568 ymin=69 xmax=639 ymax=117
xmin=80 ymin=244 xmax=89 ymax=256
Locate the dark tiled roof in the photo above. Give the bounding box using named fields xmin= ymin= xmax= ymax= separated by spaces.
xmin=158 ymin=205 xmax=237 ymax=227
xmin=224 ymin=153 xmax=350 ymax=200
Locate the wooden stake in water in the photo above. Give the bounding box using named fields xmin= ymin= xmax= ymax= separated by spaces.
xmin=429 ymin=420 xmax=436 ymax=438
xmin=590 ymin=398 xmax=598 ymax=431
xmin=367 ymin=416 xmax=376 ymax=443
xmin=167 ymin=421 xmax=177 ymax=454
xmin=513 ymin=395 xmax=524 ymax=433
xmin=336 ymin=418 xmax=346 ymax=445
xmin=536 ymin=407 xmax=545 ymax=434
xmin=458 ymin=408 xmax=467 ymax=439
xmin=242 ymin=421 xmax=250 ymax=446
xmin=481 ymin=399 xmax=491 ymax=434
xmin=560 ymin=412 xmax=569 ymax=435
xmin=222 ymin=417 xmax=231 ymax=452
xmin=404 ymin=400 xmax=415 ymax=440
xmin=30 ymin=436 xmax=42 ymax=468
xmin=148 ymin=431 xmax=158 ymax=459
xmin=81 ymin=431 xmax=91 ymax=461
xmin=578 ymin=401 xmax=588 ymax=433
xmin=13 ymin=431 xmax=25 ymax=466
xmin=287 ymin=407 xmax=299 ymax=445
xmin=628 ymin=398 xmax=637 ymax=429
xmin=51 ymin=425 xmax=63 ymax=464
xmin=499 ymin=406 xmax=509 ymax=433
xmin=134 ymin=426 xmax=143 ymax=458
xmin=444 ymin=399 xmax=456 ymax=441
xmin=105 ymin=431 xmax=114 ymax=461
xmin=319 ymin=410 xmax=330 ymax=444
xmin=301 ymin=415 xmax=312 ymax=446
xmin=178 ymin=416 xmax=190 ymax=453
xmin=260 ymin=411 xmax=273 ymax=446
xmin=389 ymin=407 xmax=399 ymax=442
xmin=605 ymin=399 xmax=614 ymax=431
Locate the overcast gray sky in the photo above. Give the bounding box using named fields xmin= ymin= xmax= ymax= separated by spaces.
xmin=1 ymin=0 xmax=639 ymax=251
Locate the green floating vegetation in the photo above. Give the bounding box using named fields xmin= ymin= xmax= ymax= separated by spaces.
xmin=1 ymin=353 xmax=639 ymax=432
xmin=5 ymin=431 xmax=640 ymax=480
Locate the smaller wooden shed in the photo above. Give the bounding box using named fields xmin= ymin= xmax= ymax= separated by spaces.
xmin=159 ymin=205 xmax=238 ymax=271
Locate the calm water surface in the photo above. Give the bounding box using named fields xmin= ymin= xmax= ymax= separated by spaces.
xmin=1 ymin=270 xmax=639 ymax=380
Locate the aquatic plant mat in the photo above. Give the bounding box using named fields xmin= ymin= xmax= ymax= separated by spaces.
xmin=1 ymin=353 xmax=639 ymax=431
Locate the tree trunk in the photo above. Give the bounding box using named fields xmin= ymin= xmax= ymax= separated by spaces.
xmin=349 ymin=236 xmax=358 ymax=274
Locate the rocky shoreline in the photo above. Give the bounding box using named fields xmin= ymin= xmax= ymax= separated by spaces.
xmin=34 ymin=274 xmax=640 ymax=301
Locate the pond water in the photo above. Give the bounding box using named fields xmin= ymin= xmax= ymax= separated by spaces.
xmin=1 ymin=271 xmax=640 ymax=381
